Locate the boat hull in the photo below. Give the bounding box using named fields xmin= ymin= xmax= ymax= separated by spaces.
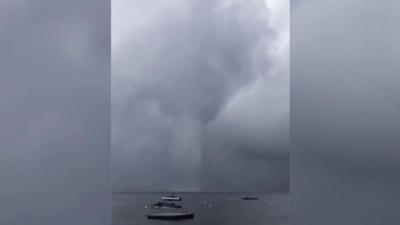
xmin=147 ymin=212 xmax=195 ymax=220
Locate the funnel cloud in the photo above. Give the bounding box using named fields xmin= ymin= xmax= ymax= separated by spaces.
xmin=112 ymin=0 xmax=289 ymax=191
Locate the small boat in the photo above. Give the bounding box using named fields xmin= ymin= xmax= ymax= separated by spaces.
xmin=161 ymin=193 xmax=182 ymax=201
xmin=242 ymin=196 xmax=258 ymax=200
xmin=150 ymin=201 xmax=182 ymax=209
xmin=161 ymin=196 xmax=182 ymax=201
xmin=147 ymin=212 xmax=195 ymax=220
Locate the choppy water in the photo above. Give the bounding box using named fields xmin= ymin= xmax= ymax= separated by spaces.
xmin=112 ymin=192 xmax=289 ymax=225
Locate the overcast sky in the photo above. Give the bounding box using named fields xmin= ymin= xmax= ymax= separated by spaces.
xmin=112 ymin=0 xmax=289 ymax=192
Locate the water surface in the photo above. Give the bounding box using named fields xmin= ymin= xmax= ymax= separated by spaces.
xmin=112 ymin=192 xmax=289 ymax=225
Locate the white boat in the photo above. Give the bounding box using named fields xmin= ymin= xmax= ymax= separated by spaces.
xmin=161 ymin=194 xmax=182 ymax=201
xmin=150 ymin=201 xmax=182 ymax=209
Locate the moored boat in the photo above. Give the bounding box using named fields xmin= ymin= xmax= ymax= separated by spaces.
xmin=161 ymin=193 xmax=182 ymax=201
xmin=150 ymin=201 xmax=182 ymax=209
xmin=147 ymin=212 xmax=194 ymax=220
xmin=242 ymin=196 xmax=259 ymax=200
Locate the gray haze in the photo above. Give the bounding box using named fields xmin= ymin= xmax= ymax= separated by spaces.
xmin=0 ymin=1 xmax=110 ymax=225
xmin=292 ymin=0 xmax=400 ymax=224
xmin=112 ymin=0 xmax=289 ymax=192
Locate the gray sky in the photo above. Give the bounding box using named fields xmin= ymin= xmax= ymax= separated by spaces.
xmin=112 ymin=0 xmax=289 ymax=192
xmin=292 ymin=0 xmax=400 ymax=224
xmin=0 ymin=0 xmax=109 ymax=224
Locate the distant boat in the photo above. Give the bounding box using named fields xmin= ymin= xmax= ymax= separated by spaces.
xmin=161 ymin=193 xmax=182 ymax=201
xmin=150 ymin=201 xmax=182 ymax=209
xmin=242 ymin=196 xmax=258 ymax=200
xmin=147 ymin=212 xmax=194 ymax=220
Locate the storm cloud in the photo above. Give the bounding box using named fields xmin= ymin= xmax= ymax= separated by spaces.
xmin=112 ymin=0 xmax=289 ymax=191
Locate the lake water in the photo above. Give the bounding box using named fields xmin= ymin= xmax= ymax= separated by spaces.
xmin=112 ymin=192 xmax=289 ymax=225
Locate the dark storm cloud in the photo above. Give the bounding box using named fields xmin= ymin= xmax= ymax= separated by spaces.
xmin=292 ymin=0 xmax=400 ymax=224
xmin=0 ymin=1 xmax=109 ymax=224
xmin=112 ymin=0 xmax=289 ymax=191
